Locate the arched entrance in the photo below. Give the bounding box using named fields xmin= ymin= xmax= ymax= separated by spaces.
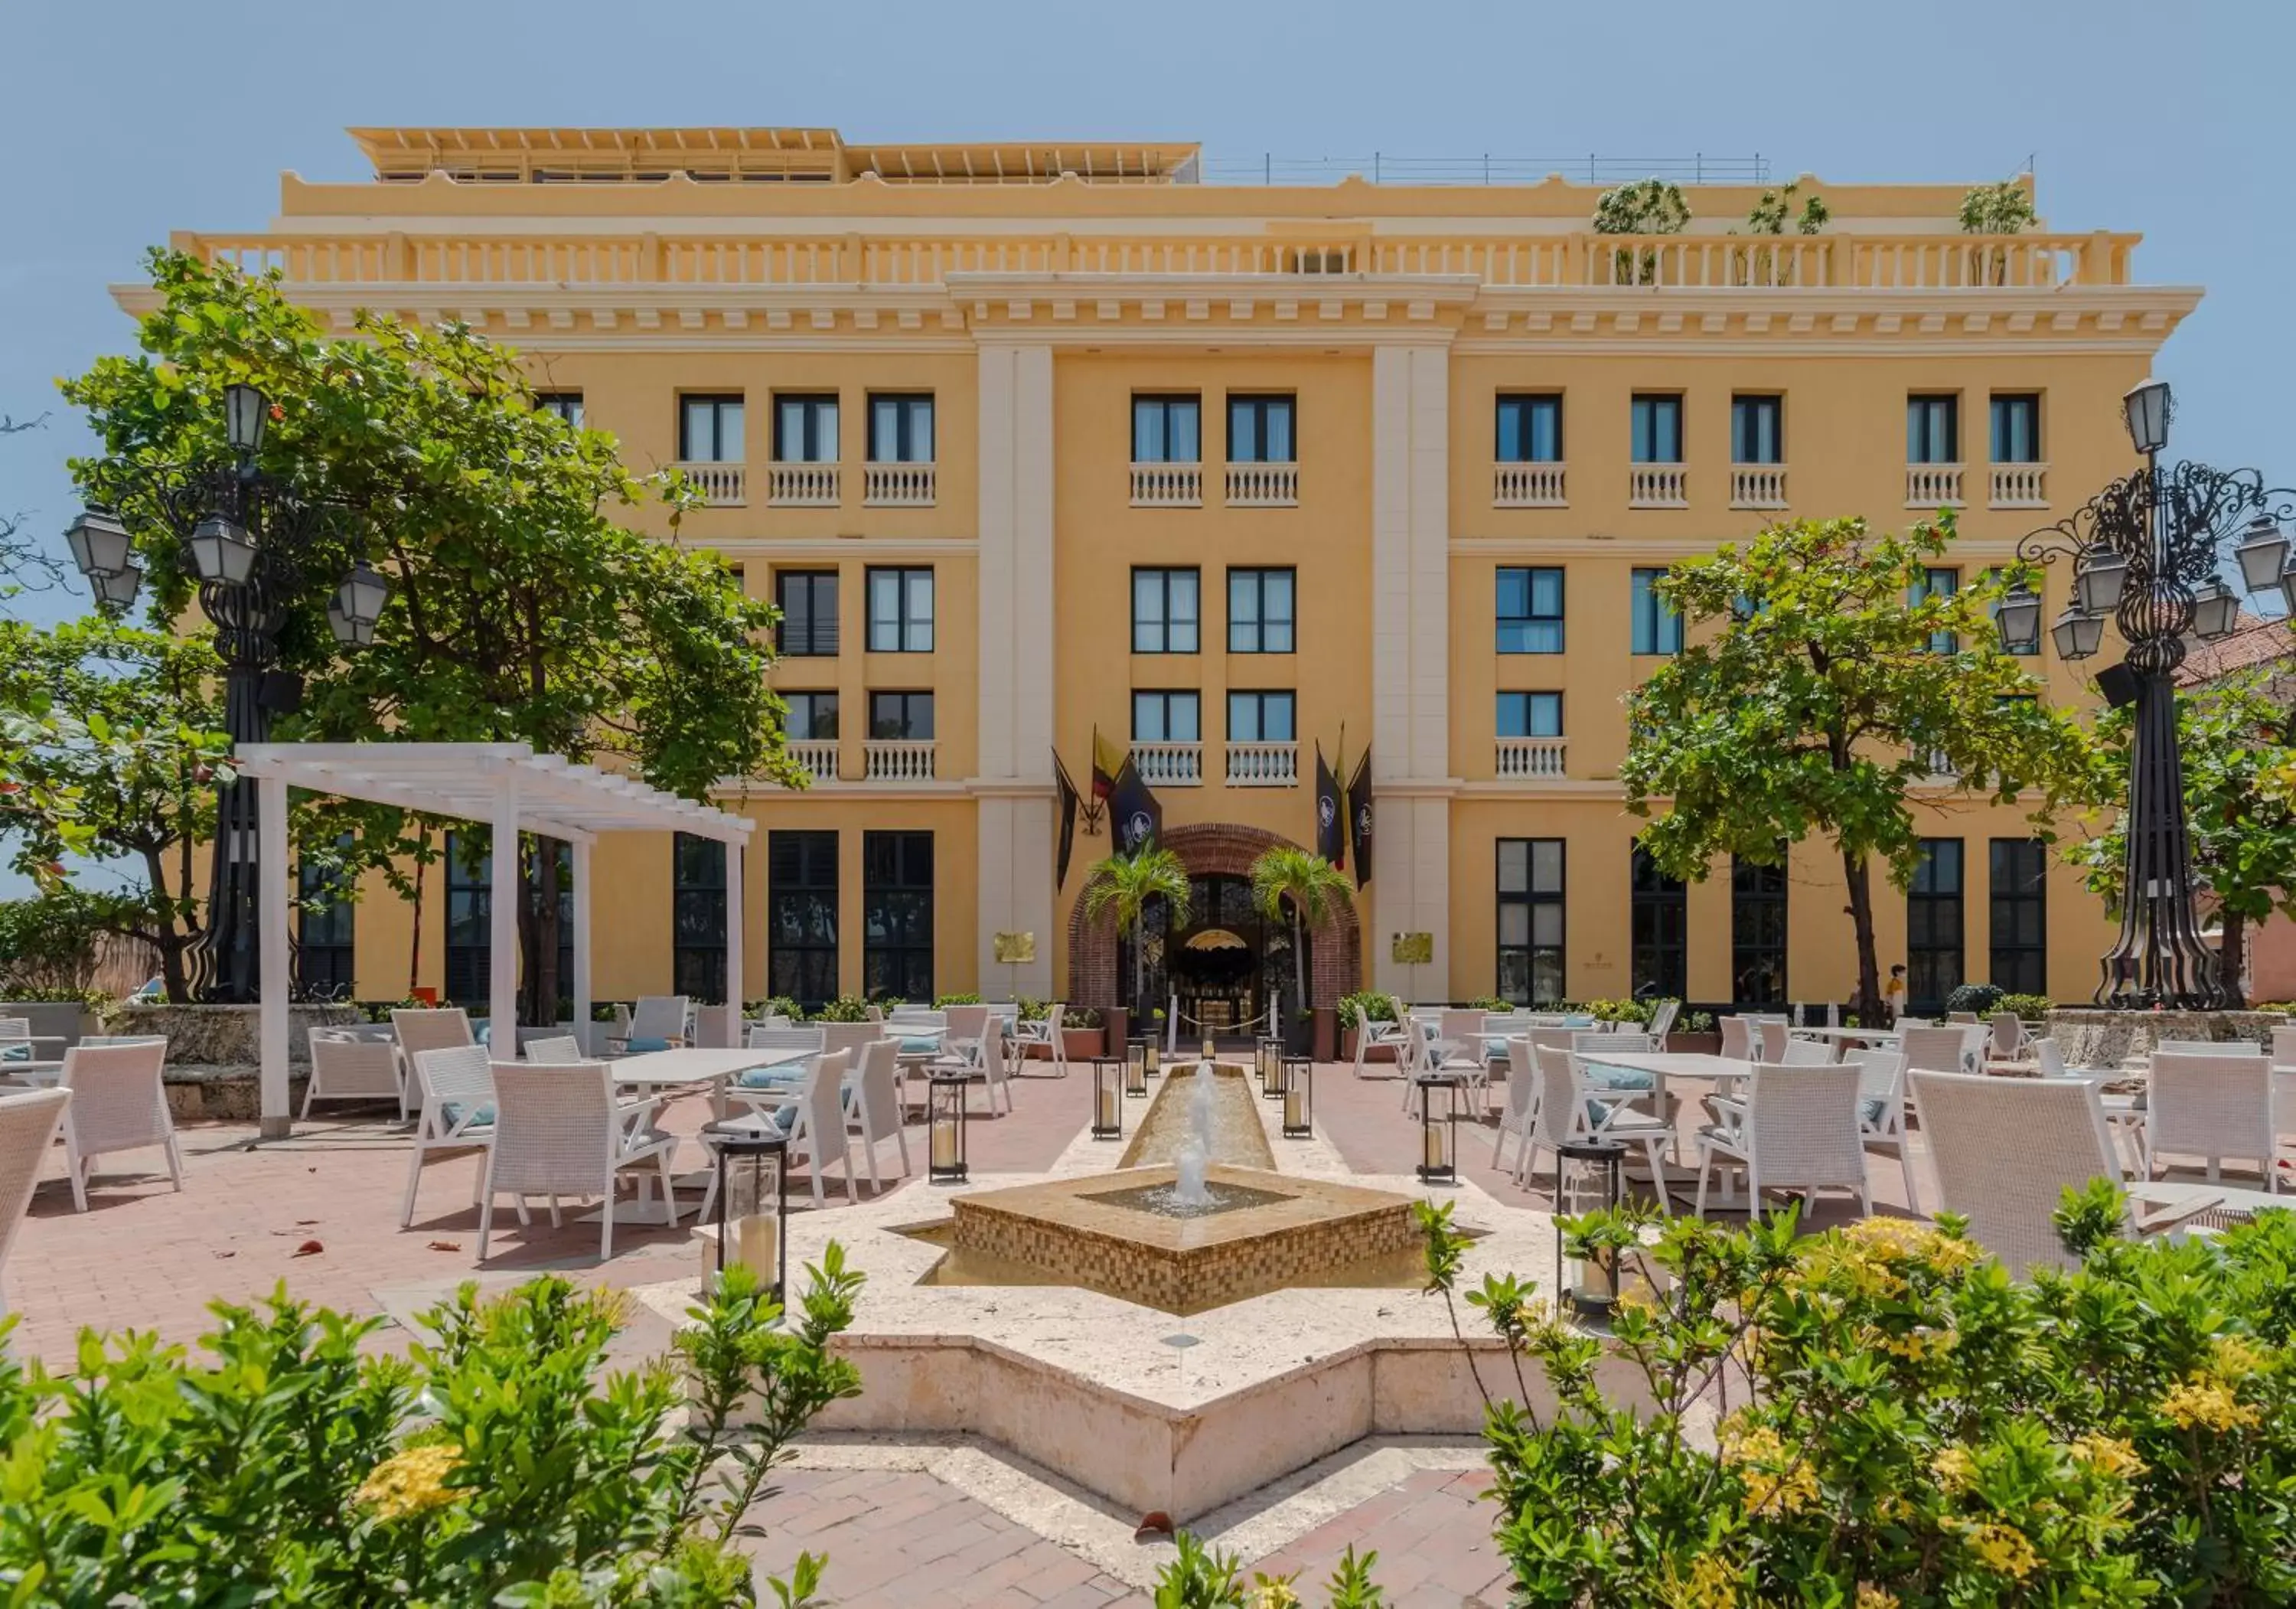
xmin=1068 ymin=823 xmax=1362 ymax=1020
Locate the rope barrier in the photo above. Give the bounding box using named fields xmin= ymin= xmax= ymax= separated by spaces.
xmin=1163 ymin=993 xmax=1280 ymax=1054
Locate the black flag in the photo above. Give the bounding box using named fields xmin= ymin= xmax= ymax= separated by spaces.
xmin=1110 ymin=758 xmax=1163 ymax=853
xmin=1346 ymin=748 xmax=1374 ymax=889
xmin=1053 ymin=750 xmax=1081 ymax=888
xmin=1315 ymin=746 xmax=1345 ymax=867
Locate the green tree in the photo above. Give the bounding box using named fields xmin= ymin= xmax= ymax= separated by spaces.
xmin=1591 ymin=178 xmax=1690 ymax=285
xmin=2071 ymin=669 xmax=2296 ymax=1006
xmin=1742 ymin=181 xmax=1828 ymax=236
xmin=61 ymin=251 xmax=797 ymax=1016
xmin=1248 ymin=845 xmax=1350 ymax=1020
xmin=1082 ymin=845 xmax=1191 ymax=1010
xmin=1959 ymin=178 xmax=2037 ymax=234
xmin=0 ymin=615 xmax=233 ymax=1000
xmin=1619 ymin=516 xmax=2092 ymax=1025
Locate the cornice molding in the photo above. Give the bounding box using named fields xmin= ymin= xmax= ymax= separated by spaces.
xmin=693 ymin=536 xmax=980 ymax=558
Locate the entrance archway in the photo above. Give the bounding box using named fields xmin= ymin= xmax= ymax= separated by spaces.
xmin=1067 ymin=823 xmax=1362 ymax=1013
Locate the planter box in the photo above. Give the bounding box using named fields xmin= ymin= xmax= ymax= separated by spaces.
xmin=1312 ymin=1007 xmax=1338 ymax=1063
xmin=1666 ymin=1032 xmax=1721 ymax=1056
xmin=1026 ymin=1026 xmax=1105 ymax=1060
xmin=1341 ymin=1027 xmax=1401 ymax=1064
xmin=107 ymin=1002 xmax=360 ymax=1066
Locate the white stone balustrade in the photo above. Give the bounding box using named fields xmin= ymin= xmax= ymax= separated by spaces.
xmin=1130 ymin=462 xmax=1204 ymax=507
xmin=1492 ymin=463 xmax=1567 ymax=507
xmin=1133 ymin=743 xmax=1203 ymax=786
xmin=768 ymin=463 xmax=841 ymax=506
xmin=864 ymin=462 xmax=937 ymax=506
xmin=1730 ymin=465 xmax=1789 ymax=509
xmin=863 ymin=740 xmax=937 ymax=782
xmin=1224 ymin=742 xmax=1299 ymax=787
xmin=1988 ymin=463 xmax=2048 ymax=508
xmin=671 ymin=462 xmax=745 ymax=506
xmin=1905 ymin=464 xmax=1966 ymax=508
xmin=1224 ymin=462 xmax=1299 ymax=507
xmin=1629 ymin=466 xmax=1688 ymax=508
xmin=1495 ymin=737 xmax=1570 ymax=779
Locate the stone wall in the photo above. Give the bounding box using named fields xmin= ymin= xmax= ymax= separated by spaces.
xmin=107 ymin=1003 xmax=362 ymax=1067
xmin=2046 ymin=1007 xmax=2285 ymax=1068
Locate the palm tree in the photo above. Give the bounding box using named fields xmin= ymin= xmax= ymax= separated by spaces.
xmin=1249 ymin=845 xmax=1352 ymax=1029
xmin=1082 ymin=844 xmax=1191 ymax=1010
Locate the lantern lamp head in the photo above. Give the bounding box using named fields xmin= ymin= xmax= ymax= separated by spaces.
xmin=2122 ymin=377 xmax=2171 ymax=457
xmin=2051 ymin=604 xmax=2104 ymax=662
xmin=2235 ymin=515 xmax=2290 ymax=596
xmin=223 ymin=383 xmax=269 ymax=456
xmin=2074 ymin=545 xmax=2129 ymax=618
xmin=189 ymin=513 xmax=257 ymax=586
xmin=64 ymin=508 xmax=133 ymax=581
xmin=93 ymin=561 xmax=144 ymax=612
xmin=2190 ymin=575 xmax=2242 ymax=644
xmin=1993 ymin=580 xmax=2042 ymax=655
xmin=329 ymin=561 xmax=391 ymax=648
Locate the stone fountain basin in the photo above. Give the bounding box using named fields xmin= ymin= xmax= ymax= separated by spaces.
xmin=948 ymin=1164 xmax=1420 ymax=1316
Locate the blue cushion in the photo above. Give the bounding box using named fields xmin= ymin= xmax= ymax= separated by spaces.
xmin=441 ymin=1101 xmax=495 ymax=1129
xmin=0 ymin=1043 xmax=26 ymax=1063
xmin=737 ymin=1066 xmax=804 ymax=1090
xmin=475 ymin=1024 xmax=491 ymax=1047
xmin=1859 ymin=1096 xmax=1887 ymax=1127
xmin=1562 ymin=1015 xmax=1594 ymax=1028
xmin=900 ymin=1036 xmax=940 ymax=1056
xmin=1582 ymin=1062 xmax=1656 ymax=1093
xmin=625 ymin=1036 xmax=671 ymax=1053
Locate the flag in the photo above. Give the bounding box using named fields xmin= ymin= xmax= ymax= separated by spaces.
xmin=1346 ymin=749 xmax=1374 ymax=889
xmin=1053 ymin=749 xmax=1081 ymax=888
xmin=1314 ymin=746 xmax=1345 ymax=867
xmin=1091 ymin=727 xmax=1124 ymax=804
xmin=1110 ymin=758 xmax=1162 ymax=853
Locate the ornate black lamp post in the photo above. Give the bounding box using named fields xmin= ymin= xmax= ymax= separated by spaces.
xmin=1994 ymin=377 xmax=2295 ymax=1009
xmin=65 ymin=383 xmax=390 ymax=1003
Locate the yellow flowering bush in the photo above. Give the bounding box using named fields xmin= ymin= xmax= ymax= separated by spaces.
xmin=354 ymin=1442 xmax=465 ymax=1521
xmin=1417 ymin=1180 xmax=2296 ymax=1605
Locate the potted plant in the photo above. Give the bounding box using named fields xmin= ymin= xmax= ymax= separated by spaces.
xmin=1666 ymin=1010 xmax=1720 ymax=1054
xmin=1082 ymin=844 xmax=1192 ymax=1037
xmin=1339 ymin=991 xmax=1400 ymax=1062
xmin=1248 ymin=846 xmax=1350 ymax=1057
xmin=1058 ymin=1006 xmax=1104 ymax=1059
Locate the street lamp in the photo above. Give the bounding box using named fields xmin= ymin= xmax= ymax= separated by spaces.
xmin=1994 ymin=581 xmax=2043 ymax=655
xmin=1998 ymin=376 xmax=2296 ymax=1008
xmin=63 ymin=387 xmax=389 ymax=1006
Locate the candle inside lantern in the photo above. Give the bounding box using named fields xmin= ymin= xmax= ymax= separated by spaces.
xmin=1097 ymin=1078 xmax=1119 ymax=1130
xmin=1202 ymin=1035 xmax=1215 ymax=1059
xmin=734 ymin=1212 xmax=778 ymax=1276
xmin=1284 ymin=1080 xmax=1302 ymax=1131
xmin=1146 ymin=1043 xmax=1159 ymax=1074
xmin=1423 ymin=1109 xmax=1446 ymax=1170
xmin=931 ymin=1121 xmax=957 ymax=1169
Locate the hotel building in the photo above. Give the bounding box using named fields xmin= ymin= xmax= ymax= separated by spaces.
xmin=138 ymin=127 xmax=2199 ymax=1020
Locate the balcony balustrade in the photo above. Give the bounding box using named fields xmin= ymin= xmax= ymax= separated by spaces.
xmin=1493 ymin=463 xmax=1567 ymax=508
xmin=1130 ymin=463 xmax=1203 ymax=507
xmin=864 ymin=462 xmax=937 ymax=506
xmin=1495 ymin=737 xmax=1570 ymax=780
xmin=1133 ymin=742 xmax=1203 ymax=786
xmin=1988 ymin=463 xmax=2048 ymax=508
xmin=1225 ymin=462 xmax=1299 ymax=507
xmin=1905 ymin=464 xmax=1966 ymax=508
xmin=1629 ymin=466 xmax=1688 ymax=508
xmin=863 ymin=739 xmax=937 ymax=782
xmin=768 ymin=463 xmax=841 ymax=507
xmin=785 ymin=740 xmax=839 ymax=783
xmin=1224 ymin=742 xmax=1299 ymax=787
xmin=671 ymin=462 xmax=745 ymax=506
xmin=1730 ymin=465 xmax=1789 ymax=510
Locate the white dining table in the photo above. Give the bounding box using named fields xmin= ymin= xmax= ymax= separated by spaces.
xmin=559 ymin=1044 xmax=817 ymax=1227
xmin=0 ymin=1061 xmax=65 ymax=1088
xmin=1789 ymin=1025 xmax=1903 ymax=1048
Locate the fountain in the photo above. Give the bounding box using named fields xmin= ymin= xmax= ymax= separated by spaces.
xmin=1172 ymin=1061 xmax=1216 ymax=1209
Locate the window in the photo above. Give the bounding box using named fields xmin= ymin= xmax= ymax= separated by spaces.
xmin=1132 ymin=568 xmax=1201 ymax=654
xmin=443 ymin=831 xmax=491 ymax=1007
xmin=1911 ymin=566 xmax=1960 ymax=654
xmin=1497 ymin=839 xmax=1565 ymax=1005
xmin=1631 ymin=844 xmax=1688 ymax=1003
xmin=1730 ymin=395 xmax=1782 ymax=464
xmin=1228 ymin=568 xmax=1295 ymax=654
xmin=1133 ymin=394 xmax=1202 ymax=462
xmin=868 ymin=393 xmax=934 ymax=462
xmin=1631 ymin=395 xmax=1683 ymax=464
xmin=1227 ymin=690 xmax=1296 ymax=742
xmin=1227 ymin=395 xmax=1295 ymax=463
xmin=772 ymin=394 xmax=838 ymax=462
xmin=784 ymin=692 xmax=839 ymax=740
xmin=1496 ymin=566 xmax=1565 ymax=654
xmin=1906 ymin=394 xmax=1959 ymax=464
xmin=295 ymin=834 xmax=356 ymax=1001
xmin=679 ymin=394 xmax=744 ymax=462
xmin=1133 ymin=690 xmax=1201 ymax=742
xmin=863 ymin=831 xmax=933 ymax=1002
xmin=1495 ymin=395 xmax=1562 ymax=463
xmin=868 ymin=691 xmax=934 ymax=741
xmin=1495 ymin=691 xmax=1563 ymax=738
xmin=1630 ymin=569 xmax=1684 ymax=656
xmin=865 ymin=567 xmax=934 ymax=652
xmin=1990 ymin=838 xmax=2048 ymax=995
xmin=672 ymin=833 xmax=729 ymax=1004
xmin=768 ymin=831 xmax=837 ymax=1010
xmin=1731 ymin=856 xmax=1788 ymax=1007
xmin=775 ymin=570 xmax=839 ymax=657
xmin=1990 ymin=393 xmax=2041 ymax=463
xmin=536 ymin=392 xmax=583 ymax=428
xmin=1908 ymin=838 xmax=1965 ymax=1016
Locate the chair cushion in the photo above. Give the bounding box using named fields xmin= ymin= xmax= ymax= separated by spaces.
xmin=440 ymin=1101 xmax=495 ymax=1129
xmin=1581 ymin=1062 xmax=1657 ymax=1093
xmin=736 ymin=1066 xmax=804 ymax=1090
xmin=0 ymin=1043 xmax=26 ymax=1063
xmin=901 ymin=1036 xmax=941 ymax=1055
xmin=625 ymin=1036 xmax=672 ymax=1053
xmin=1561 ymin=1015 xmax=1594 ymax=1028
xmin=1859 ymin=1095 xmax=1888 ymax=1127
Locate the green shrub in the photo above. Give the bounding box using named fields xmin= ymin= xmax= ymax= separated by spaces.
xmin=1959 ymin=178 xmax=2036 ymax=234
xmin=1337 ymin=991 xmax=1399 ymax=1033
xmin=1151 ymin=1530 xmax=1385 ymax=1607
xmin=1581 ymin=997 xmax=1656 ymax=1026
xmin=1419 ymin=1184 xmax=2296 ymax=1604
xmin=1060 ymin=1007 xmax=1101 ymax=1030
xmin=2250 ymin=1001 xmax=2296 ymax=1017
xmin=934 ymin=991 xmax=983 ymax=1007
xmin=0 ymin=1256 xmax=864 ymax=1605
xmin=1679 ymin=1010 xmax=1715 ymax=1033
xmin=1015 ymin=997 xmax=1050 ymax=1023
xmin=756 ymin=996 xmax=804 ymax=1022
xmin=1945 ymin=981 xmax=2005 ymax=1016
xmin=1998 ymin=991 xmax=2053 ymax=1020
xmin=0 ymin=886 xmax=144 ymax=998
xmin=814 ymin=995 xmax=870 ymax=1023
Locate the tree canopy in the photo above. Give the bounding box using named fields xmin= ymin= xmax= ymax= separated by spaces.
xmin=1620 ymin=515 xmax=2094 ymax=1022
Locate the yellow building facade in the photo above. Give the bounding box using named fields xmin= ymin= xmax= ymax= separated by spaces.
xmin=140 ymin=127 xmax=2201 ymax=1019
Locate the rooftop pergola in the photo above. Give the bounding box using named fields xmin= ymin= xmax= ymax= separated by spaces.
xmin=236 ymin=742 xmax=753 ymax=1136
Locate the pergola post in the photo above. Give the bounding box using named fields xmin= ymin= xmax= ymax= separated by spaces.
xmin=572 ymin=837 xmax=594 ymax=1052
xmin=256 ymin=770 xmax=292 ymax=1138
xmin=723 ymin=834 xmax=745 ymax=1031
xmin=489 ymin=769 xmax=520 ymax=1054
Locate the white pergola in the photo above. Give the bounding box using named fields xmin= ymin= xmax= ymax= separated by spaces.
xmin=236 ymin=742 xmax=754 ymax=1135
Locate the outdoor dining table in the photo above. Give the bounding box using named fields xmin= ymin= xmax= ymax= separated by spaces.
xmin=0 ymin=1061 xmax=65 ymax=1088
xmin=1788 ymin=1025 xmax=1903 ymax=1056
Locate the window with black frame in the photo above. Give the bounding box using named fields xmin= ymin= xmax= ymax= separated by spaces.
xmin=1731 ymin=856 xmax=1788 ymax=1007
xmin=1495 ymin=395 xmax=1562 ymax=463
xmin=1908 ymin=838 xmax=1965 ymax=1015
xmin=863 ymin=831 xmax=933 ymax=1002
xmin=1989 ymin=838 xmax=2047 ymax=996
xmin=1228 ymin=567 xmax=1295 ymax=653
xmin=295 ymin=834 xmax=357 ymax=1001
xmin=775 ymin=570 xmax=838 ymax=657
xmin=1495 ymin=566 xmax=1564 ymax=654
xmin=768 ymin=831 xmax=837 ymax=1011
xmin=672 ymin=833 xmax=729 ymax=1004
xmin=1631 ymin=844 xmax=1688 ymax=1003
xmin=1497 ymin=838 xmax=1565 ymax=1005
xmin=866 ymin=566 xmax=934 ymax=652
xmin=444 ymin=831 xmax=491 ymax=1007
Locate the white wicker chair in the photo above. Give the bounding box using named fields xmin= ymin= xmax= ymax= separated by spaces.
xmin=818 ymin=1021 xmax=884 ymax=1062
xmin=1647 ymin=1000 xmax=1680 ymax=1048
xmin=1719 ymin=1017 xmax=1753 ymax=1061
xmin=1779 ymin=1039 xmax=1832 ymax=1066
xmin=2145 ymin=1051 xmax=2279 ymax=1190
xmin=302 ymin=1030 xmax=409 ymax=1121
xmin=1901 ymin=1024 xmax=1980 ymax=1077
xmin=1011 ymin=1003 xmax=1061 ymax=1059
xmin=1987 ymin=1011 xmax=2031 ymax=1062
xmin=934 ymin=1020 xmax=1015 ymax=1117
xmin=769 ymin=1049 xmax=858 ymax=1206
xmin=0 ymin=1088 xmax=68 ymax=1311
xmin=2154 ymin=1038 xmax=2259 ymax=1056
xmin=1694 ymin=1062 xmax=1870 ymax=1221
xmin=941 ymin=1004 xmax=992 ymax=1069
xmin=1575 ymin=1031 xmax=1651 ymax=1056
xmin=608 ymin=995 xmax=690 ymax=1054
xmin=393 ymin=1007 xmax=474 ymax=1059
xmin=58 ymin=1040 xmax=179 ymax=1212
xmin=748 ymin=1025 xmax=823 ymax=1053
xmin=477 ymin=1062 xmax=680 ymax=1260
xmin=1910 ymin=1069 xmax=2123 ymax=1277
xmin=1435 ymin=1010 xmax=1490 ymax=1099
xmin=1756 ymin=1020 xmax=1792 ymax=1062
xmin=1352 ymin=1005 xmax=1409 ymax=1079
xmin=1848 ymin=1048 xmax=1919 ymax=1210
xmin=1494 ymin=1037 xmax=1539 ymax=1181
xmin=401 ymin=1044 xmax=498 ymax=1228
xmin=846 ymin=1039 xmax=911 ymax=1193
xmin=1524 ymin=1048 xmax=1673 ymax=1212
xmin=2273 ymin=1026 xmax=2296 ymax=1069
xmin=522 ymin=1036 xmax=586 ymax=1065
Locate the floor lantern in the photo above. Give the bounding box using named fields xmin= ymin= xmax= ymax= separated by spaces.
xmin=927 ymin=1070 xmax=970 ymax=1183
xmin=1091 ymin=1057 xmax=1124 ymax=1139
xmin=1280 ymin=1055 xmax=1313 ymax=1138
xmin=1126 ymin=1036 xmax=1150 ymax=1098
xmin=1554 ymin=1138 xmax=1627 ymax=1319
xmin=1416 ymin=1072 xmax=1462 ymax=1184
xmin=704 ymin=1123 xmax=788 ymax=1307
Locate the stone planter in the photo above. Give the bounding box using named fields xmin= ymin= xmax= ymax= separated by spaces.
xmin=2045 ymin=1007 xmax=2283 ymax=1069
xmin=1666 ymin=1031 xmax=1721 ymax=1056
xmin=1312 ymin=1007 xmax=1338 ymax=1063
xmin=1341 ymin=1026 xmax=1403 ymax=1064
xmin=107 ymin=1002 xmax=361 ymax=1066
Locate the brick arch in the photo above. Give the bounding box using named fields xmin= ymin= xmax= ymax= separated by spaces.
xmin=1067 ymin=823 xmax=1362 ymax=1010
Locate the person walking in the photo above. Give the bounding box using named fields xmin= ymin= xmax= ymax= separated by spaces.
xmin=1883 ymin=964 xmax=1908 ymax=1023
